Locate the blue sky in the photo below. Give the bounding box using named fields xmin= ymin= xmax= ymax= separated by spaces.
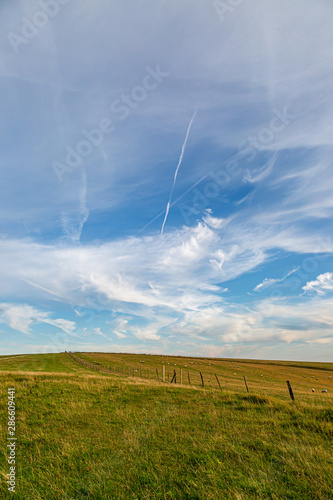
xmin=0 ymin=0 xmax=333 ymax=360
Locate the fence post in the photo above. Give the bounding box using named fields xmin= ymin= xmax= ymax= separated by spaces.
xmin=163 ymin=365 xmax=165 ymax=382
xmin=170 ymin=370 xmax=176 ymax=384
xmin=215 ymin=374 xmax=222 ymax=391
xmin=243 ymin=376 xmax=249 ymax=393
xmin=200 ymin=372 xmax=204 ymax=387
xmin=286 ymin=380 xmax=295 ymax=401
xmin=188 ymin=371 xmax=191 ymax=385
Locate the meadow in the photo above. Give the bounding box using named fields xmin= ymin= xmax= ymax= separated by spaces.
xmin=0 ymin=352 xmax=332 ymax=499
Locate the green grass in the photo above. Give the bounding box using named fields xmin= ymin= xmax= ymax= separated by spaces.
xmin=0 ymin=353 xmax=84 ymax=374
xmin=0 ymin=353 xmax=333 ymax=499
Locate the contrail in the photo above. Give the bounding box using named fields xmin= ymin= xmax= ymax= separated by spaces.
xmin=61 ymin=169 xmax=90 ymax=243
xmin=160 ymin=107 xmax=198 ymax=234
xmin=22 ymin=279 xmax=66 ymax=300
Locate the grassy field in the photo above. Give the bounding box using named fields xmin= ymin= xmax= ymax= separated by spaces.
xmin=71 ymin=351 xmax=333 ymax=397
xmin=0 ymin=353 xmax=333 ymax=499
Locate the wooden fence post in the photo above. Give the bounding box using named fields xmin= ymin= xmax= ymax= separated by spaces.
xmin=200 ymin=372 xmax=204 ymax=387
xmin=188 ymin=371 xmax=191 ymax=385
xmin=163 ymin=365 xmax=165 ymax=382
xmin=243 ymin=376 xmax=249 ymax=393
xmin=286 ymin=380 xmax=295 ymax=401
xmin=215 ymin=374 xmax=222 ymax=391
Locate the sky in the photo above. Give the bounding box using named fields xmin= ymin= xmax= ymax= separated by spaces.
xmin=0 ymin=0 xmax=333 ymax=361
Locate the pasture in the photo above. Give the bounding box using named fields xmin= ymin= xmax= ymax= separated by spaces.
xmin=0 ymin=352 xmax=332 ymax=499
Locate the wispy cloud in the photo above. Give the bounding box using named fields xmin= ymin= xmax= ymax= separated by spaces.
xmin=0 ymin=303 xmax=76 ymax=336
xmin=243 ymin=153 xmax=278 ymax=184
xmin=93 ymin=327 xmax=107 ymax=338
xmin=61 ymin=170 xmax=90 ymax=243
xmin=254 ymin=268 xmax=300 ymax=292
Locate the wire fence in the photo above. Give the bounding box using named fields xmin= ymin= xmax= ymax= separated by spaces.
xmin=66 ymin=351 xmax=333 ymax=401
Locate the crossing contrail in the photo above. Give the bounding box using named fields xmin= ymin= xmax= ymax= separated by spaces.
xmin=160 ymin=107 xmax=198 ymax=234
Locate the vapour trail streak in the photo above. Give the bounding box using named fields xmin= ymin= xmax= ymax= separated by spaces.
xmin=160 ymin=107 xmax=198 ymax=234
xmin=22 ymin=279 xmax=67 ymax=300
xmin=138 ymin=96 xmax=330 ymax=236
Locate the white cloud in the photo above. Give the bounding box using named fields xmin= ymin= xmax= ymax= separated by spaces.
xmin=0 ymin=303 xmax=76 ymax=336
xmin=114 ymin=331 xmax=126 ymax=339
xmin=93 ymin=327 xmax=106 ymax=338
xmin=7 ymin=221 xmax=257 ymax=319
xmin=303 ymin=272 xmax=333 ymax=296
xmin=107 ymin=317 xmax=129 ymax=339
xmin=254 ymin=278 xmax=279 ymax=292
xmin=254 ymin=268 xmax=299 ymax=292
xmin=0 ymin=213 xmax=331 ymax=327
